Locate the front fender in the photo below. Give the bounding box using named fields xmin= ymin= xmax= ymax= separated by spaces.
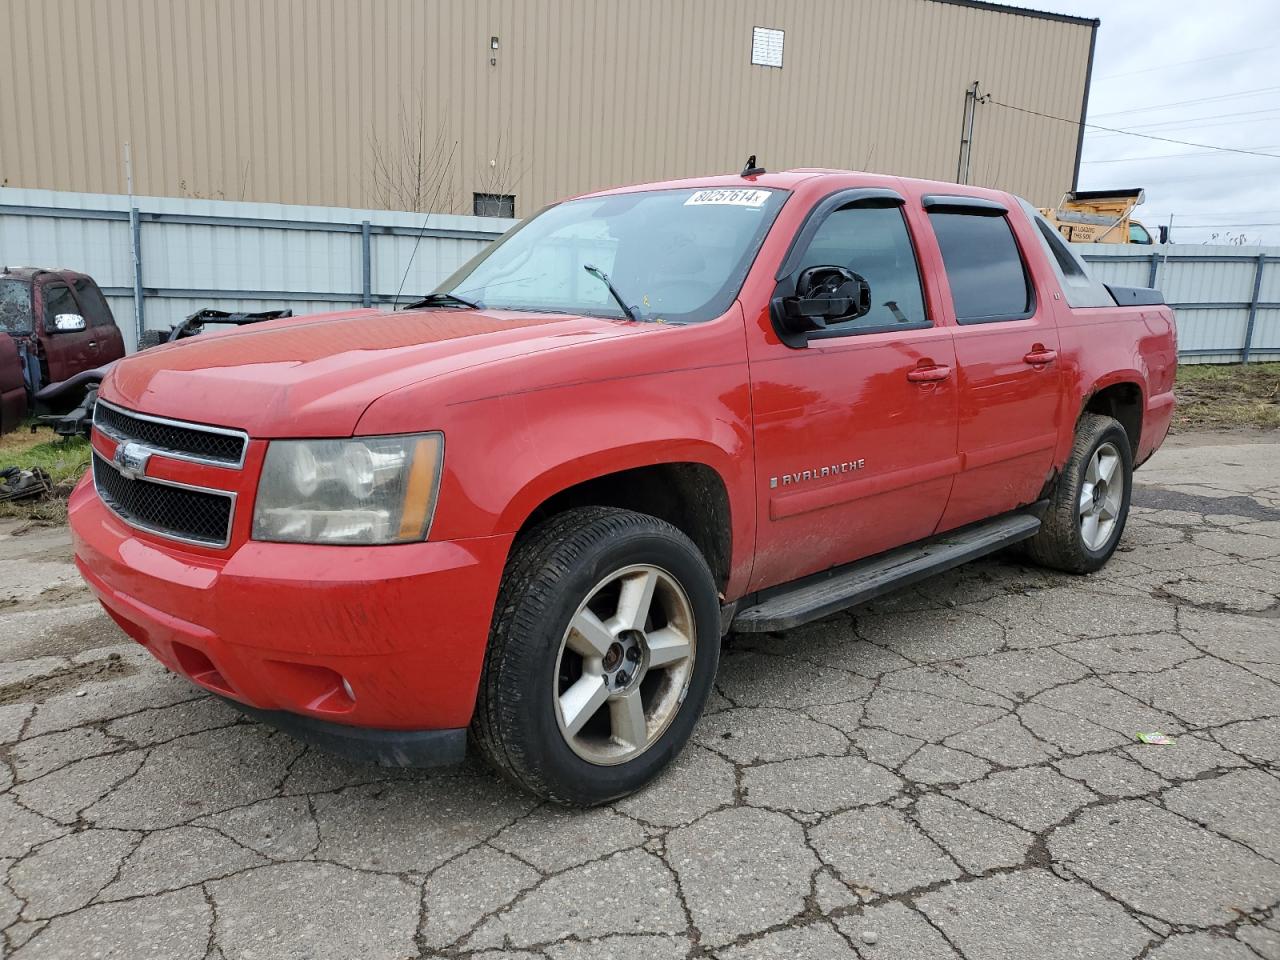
xmin=355 ymin=310 xmax=756 ymax=591
xmin=449 ymin=364 xmax=755 ymax=592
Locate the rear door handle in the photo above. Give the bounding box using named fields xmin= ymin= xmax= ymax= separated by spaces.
xmin=1023 ymin=349 xmax=1057 ymax=365
xmin=907 ymin=364 xmax=952 ymax=383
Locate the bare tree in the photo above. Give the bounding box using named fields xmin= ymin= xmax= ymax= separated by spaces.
xmin=1204 ymin=231 xmax=1258 ymax=246
xmin=473 ymin=123 xmax=531 ymax=208
xmin=368 ymin=98 xmax=459 ymax=213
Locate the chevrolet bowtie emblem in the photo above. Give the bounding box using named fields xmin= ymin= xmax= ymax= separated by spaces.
xmin=112 ymin=441 xmax=153 ymax=481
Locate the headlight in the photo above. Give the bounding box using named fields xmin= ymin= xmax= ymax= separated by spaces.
xmin=252 ymin=434 xmax=443 ymax=545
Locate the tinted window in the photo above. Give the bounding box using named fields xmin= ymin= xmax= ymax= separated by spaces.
xmin=1129 ymin=222 xmax=1152 ymax=244
xmin=41 ymin=284 xmax=79 ymax=332
xmin=73 ymin=279 xmax=115 ymax=327
xmin=796 ymin=205 xmax=927 ymax=331
xmin=929 ymin=212 xmax=1032 ymax=323
xmin=0 ymin=280 xmax=32 ymax=334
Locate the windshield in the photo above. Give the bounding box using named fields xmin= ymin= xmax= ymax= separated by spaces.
xmin=0 ymin=280 xmax=32 ymax=335
xmin=435 ymin=187 xmax=789 ymax=323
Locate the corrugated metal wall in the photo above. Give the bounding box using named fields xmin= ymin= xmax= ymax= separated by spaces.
xmin=0 ymin=0 xmax=1094 ymax=215
xmin=1079 ymin=244 xmax=1280 ymax=364
xmin=0 ymin=188 xmax=513 ymax=351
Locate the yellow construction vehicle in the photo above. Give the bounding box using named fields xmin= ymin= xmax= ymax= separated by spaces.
xmin=1039 ymin=188 xmax=1155 ymax=245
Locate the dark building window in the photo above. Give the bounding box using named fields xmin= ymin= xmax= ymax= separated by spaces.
xmin=474 ymin=193 xmax=515 ymax=218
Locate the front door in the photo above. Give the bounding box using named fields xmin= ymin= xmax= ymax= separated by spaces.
xmin=38 ymin=281 xmax=95 ymax=382
xmin=923 ymin=199 xmax=1064 ymax=531
xmin=747 ymin=195 xmax=959 ymax=591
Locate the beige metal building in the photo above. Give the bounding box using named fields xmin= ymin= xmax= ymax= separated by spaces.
xmin=1 ymin=0 xmax=1097 ymax=216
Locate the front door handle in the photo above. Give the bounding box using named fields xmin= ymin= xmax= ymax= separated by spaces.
xmin=907 ymin=364 xmax=952 ymax=383
xmin=1024 ymin=348 xmax=1057 ymax=365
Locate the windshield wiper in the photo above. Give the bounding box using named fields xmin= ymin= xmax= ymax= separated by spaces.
xmin=400 ymin=291 xmax=480 ymax=311
xmin=583 ymin=265 xmax=639 ymax=323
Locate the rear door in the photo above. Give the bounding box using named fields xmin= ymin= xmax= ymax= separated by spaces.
xmin=747 ymin=191 xmax=959 ymax=590
xmin=923 ymin=197 xmax=1063 ymax=531
xmin=37 ymin=281 xmax=95 ymax=382
xmin=72 ymin=278 xmax=126 ymax=362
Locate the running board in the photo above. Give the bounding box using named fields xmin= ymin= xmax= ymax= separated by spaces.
xmin=731 ymin=512 xmax=1042 ymax=633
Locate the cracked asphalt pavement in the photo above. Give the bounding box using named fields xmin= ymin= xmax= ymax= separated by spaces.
xmin=1 ymin=435 xmax=1279 ymax=959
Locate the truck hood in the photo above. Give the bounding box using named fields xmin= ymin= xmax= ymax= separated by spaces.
xmin=103 ymin=307 xmax=646 ymax=437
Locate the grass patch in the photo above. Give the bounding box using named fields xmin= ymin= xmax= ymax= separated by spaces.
xmin=1174 ymin=362 xmax=1280 ymax=431
xmin=0 ymin=426 xmax=90 ymax=524
xmin=0 ymin=428 xmax=92 ymax=484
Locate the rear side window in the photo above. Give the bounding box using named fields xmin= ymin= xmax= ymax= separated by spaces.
xmin=0 ymin=280 xmax=32 ymax=334
xmin=73 ymin=279 xmax=115 ymax=327
xmin=41 ymin=284 xmax=79 ymax=332
xmin=928 ymin=212 xmax=1033 ymax=323
xmin=795 ymin=205 xmax=928 ymax=333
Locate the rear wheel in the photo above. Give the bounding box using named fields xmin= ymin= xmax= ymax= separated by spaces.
xmin=1026 ymin=413 xmax=1133 ymax=574
xmin=471 ymin=507 xmax=720 ymax=805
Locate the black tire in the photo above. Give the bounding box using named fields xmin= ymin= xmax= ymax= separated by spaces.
xmin=136 ymin=330 xmax=169 ymax=350
xmin=471 ymin=507 xmax=721 ymax=805
xmin=1026 ymin=413 xmax=1133 ymax=574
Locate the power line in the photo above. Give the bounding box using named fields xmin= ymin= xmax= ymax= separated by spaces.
xmin=1096 ymin=44 xmax=1277 ymax=81
xmin=1167 ymin=223 xmax=1280 ymax=229
xmin=985 ymin=97 xmax=1280 ymax=160
xmin=1173 ymin=209 xmax=1280 ymax=217
xmin=1120 ymin=107 xmax=1280 ymax=131
xmin=1081 ymin=145 xmax=1280 ymax=163
xmin=1088 ymin=112 xmax=1280 ymax=140
xmin=1089 ymin=86 xmax=1280 ymax=120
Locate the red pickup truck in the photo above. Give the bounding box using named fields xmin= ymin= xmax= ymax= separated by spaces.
xmin=69 ymin=168 xmax=1177 ymax=804
xmin=0 ymin=268 xmax=127 ymax=432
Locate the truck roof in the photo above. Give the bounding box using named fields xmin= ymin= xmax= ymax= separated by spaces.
xmin=0 ymin=266 xmax=95 ymax=284
xmin=576 ymin=167 xmax=1018 ymax=206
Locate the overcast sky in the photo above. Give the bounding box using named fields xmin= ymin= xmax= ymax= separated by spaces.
xmin=1038 ymin=0 xmax=1280 ymax=245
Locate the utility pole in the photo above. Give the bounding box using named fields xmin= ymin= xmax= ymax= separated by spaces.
xmin=124 ymin=142 xmax=144 ymax=350
xmin=956 ymin=81 xmax=980 ymax=184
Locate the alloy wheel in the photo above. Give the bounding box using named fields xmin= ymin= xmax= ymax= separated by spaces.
xmin=1079 ymin=441 xmax=1124 ymax=551
xmin=553 ymin=564 xmax=697 ymax=765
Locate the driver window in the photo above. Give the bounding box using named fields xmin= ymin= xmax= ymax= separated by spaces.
xmin=41 ymin=284 xmax=78 ymax=332
xmin=797 ymin=205 xmax=928 ymax=332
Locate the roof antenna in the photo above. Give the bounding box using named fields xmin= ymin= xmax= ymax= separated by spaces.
xmin=741 ymin=155 xmax=766 ymax=178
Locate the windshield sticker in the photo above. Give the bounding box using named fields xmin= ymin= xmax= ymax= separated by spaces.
xmin=684 ymin=189 xmax=771 ymax=207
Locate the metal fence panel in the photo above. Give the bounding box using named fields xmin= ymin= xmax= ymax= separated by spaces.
xmin=1078 ymin=244 xmax=1280 ymax=363
xmin=1252 ymin=308 xmax=1280 ymax=352
xmin=1 ymin=187 xmax=513 ymax=351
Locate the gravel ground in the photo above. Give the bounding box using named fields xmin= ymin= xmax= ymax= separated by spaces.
xmin=0 ymin=437 xmax=1278 ymax=960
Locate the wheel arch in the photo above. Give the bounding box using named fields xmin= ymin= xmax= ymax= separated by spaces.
xmin=505 ymin=453 xmax=735 ymax=594
xmin=1081 ymin=376 xmax=1144 ymax=454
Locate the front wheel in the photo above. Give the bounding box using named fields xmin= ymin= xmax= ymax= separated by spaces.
xmin=471 ymin=507 xmax=721 ymax=805
xmin=1026 ymin=412 xmax=1133 ymax=574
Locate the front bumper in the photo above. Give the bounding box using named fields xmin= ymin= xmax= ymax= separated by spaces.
xmin=69 ymin=475 xmax=513 ymax=747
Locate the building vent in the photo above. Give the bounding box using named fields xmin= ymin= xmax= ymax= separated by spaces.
xmin=751 ymin=27 xmax=784 ymax=68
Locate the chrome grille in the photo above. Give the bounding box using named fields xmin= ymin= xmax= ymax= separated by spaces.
xmin=92 ymin=453 xmax=235 ymax=548
xmin=93 ymin=400 xmax=247 ymax=468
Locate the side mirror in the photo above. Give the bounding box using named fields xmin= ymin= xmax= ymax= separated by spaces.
xmin=775 ymin=266 xmax=871 ymax=334
xmin=52 ymin=313 xmax=86 ymax=333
